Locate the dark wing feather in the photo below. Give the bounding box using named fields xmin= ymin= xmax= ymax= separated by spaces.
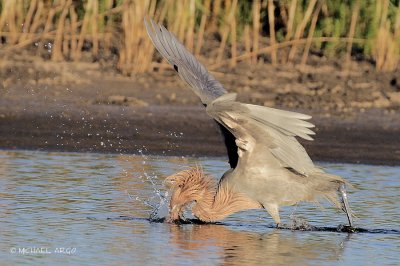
xmin=216 ymin=122 xmax=239 ymax=168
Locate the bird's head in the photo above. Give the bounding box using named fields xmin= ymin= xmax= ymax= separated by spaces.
xmin=164 ymin=167 xmax=215 ymax=222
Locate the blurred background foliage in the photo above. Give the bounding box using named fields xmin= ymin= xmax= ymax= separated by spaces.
xmin=0 ymin=0 xmax=399 ymax=74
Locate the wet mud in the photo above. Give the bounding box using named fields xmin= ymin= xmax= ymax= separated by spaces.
xmin=1 ymin=58 xmax=399 ymax=165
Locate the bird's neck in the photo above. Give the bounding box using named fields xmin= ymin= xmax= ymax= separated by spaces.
xmin=192 ymin=182 xmax=261 ymax=222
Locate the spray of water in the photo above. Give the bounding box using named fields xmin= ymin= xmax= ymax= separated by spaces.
xmin=288 ymin=215 xmax=312 ymax=231
xmin=127 ymin=187 xmax=169 ymax=222
xmin=123 ymin=150 xmax=171 ymax=221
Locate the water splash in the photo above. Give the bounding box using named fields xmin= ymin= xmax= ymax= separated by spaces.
xmin=44 ymin=42 xmax=52 ymax=53
xmin=288 ymin=214 xmax=313 ymax=231
xmin=125 ymin=155 xmax=170 ymax=222
xmin=127 ymin=187 xmax=169 ymax=221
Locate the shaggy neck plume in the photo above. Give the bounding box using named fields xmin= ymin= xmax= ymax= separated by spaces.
xmin=191 ymin=174 xmax=261 ymax=222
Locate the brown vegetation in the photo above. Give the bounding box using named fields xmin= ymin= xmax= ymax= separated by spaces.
xmin=0 ymin=0 xmax=399 ymax=75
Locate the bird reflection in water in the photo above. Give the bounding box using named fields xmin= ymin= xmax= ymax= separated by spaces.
xmin=167 ymin=223 xmax=351 ymax=265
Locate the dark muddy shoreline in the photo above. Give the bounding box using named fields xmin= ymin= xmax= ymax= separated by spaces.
xmin=1 ymin=59 xmax=399 ymax=165
xmin=1 ymin=103 xmax=399 ymax=166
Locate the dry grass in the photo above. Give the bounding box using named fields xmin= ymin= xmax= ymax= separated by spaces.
xmin=372 ymin=0 xmax=400 ymax=71
xmin=0 ymin=0 xmax=399 ymax=74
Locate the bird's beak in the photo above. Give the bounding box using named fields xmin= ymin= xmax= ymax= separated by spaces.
xmin=164 ymin=174 xmax=181 ymax=189
xmin=166 ymin=205 xmax=180 ymax=223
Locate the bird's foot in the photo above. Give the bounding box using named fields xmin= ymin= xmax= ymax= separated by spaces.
xmin=338 ymin=224 xmax=357 ymax=233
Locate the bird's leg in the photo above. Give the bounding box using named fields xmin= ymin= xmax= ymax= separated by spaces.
xmin=264 ymin=204 xmax=281 ymax=227
xmin=339 ymin=184 xmax=354 ymax=228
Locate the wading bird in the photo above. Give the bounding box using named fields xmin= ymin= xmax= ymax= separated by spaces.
xmin=144 ymin=19 xmax=353 ymax=227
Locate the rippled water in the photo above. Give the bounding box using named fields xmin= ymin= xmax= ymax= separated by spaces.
xmin=1 ymin=150 xmax=399 ymax=265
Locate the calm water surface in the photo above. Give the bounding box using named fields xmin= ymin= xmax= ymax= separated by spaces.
xmin=0 ymin=150 xmax=399 ymax=265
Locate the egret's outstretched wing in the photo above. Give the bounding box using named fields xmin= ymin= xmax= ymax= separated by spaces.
xmin=144 ymin=19 xmax=316 ymax=173
xmin=144 ymin=19 xmax=227 ymax=105
xmin=207 ymin=93 xmax=318 ymax=176
xmin=145 ymin=18 xmax=239 ymax=168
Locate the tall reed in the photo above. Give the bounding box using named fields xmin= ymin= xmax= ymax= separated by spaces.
xmin=0 ymin=0 xmax=398 ymax=73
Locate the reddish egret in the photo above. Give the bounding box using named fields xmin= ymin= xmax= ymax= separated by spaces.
xmin=144 ymin=19 xmax=353 ymax=227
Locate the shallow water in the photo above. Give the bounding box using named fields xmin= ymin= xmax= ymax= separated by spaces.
xmin=1 ymin=150 xmax=399 ymax=265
